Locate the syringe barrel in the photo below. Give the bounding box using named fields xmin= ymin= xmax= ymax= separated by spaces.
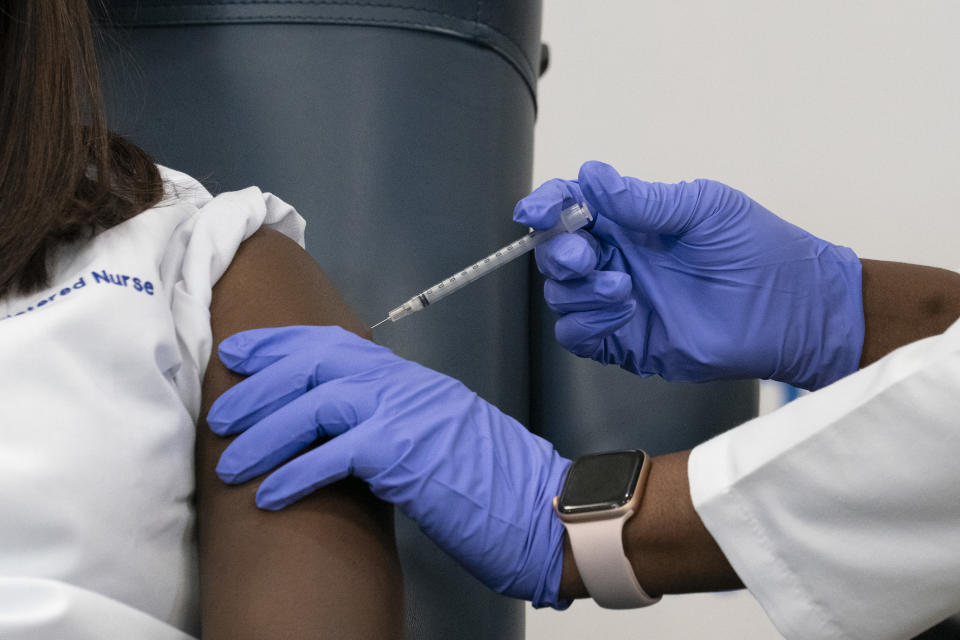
xmin=384 ymin=202 xmax=593 ymax=322
xmin=420 ymin=233 xmax=533 ymax=305
xmin=419 ymin=202 xmax=592 ymax=308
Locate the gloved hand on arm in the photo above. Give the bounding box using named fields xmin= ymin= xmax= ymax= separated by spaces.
xmin=514 ymin=161 xmax=864 ymax=390
xmin=207 ymin=325 xmax=572 ymax=609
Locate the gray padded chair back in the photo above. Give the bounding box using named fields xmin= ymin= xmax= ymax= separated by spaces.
xmin=97 ymin=2 xmax=542 ymax=638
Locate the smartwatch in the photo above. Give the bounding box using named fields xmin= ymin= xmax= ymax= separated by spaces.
xmin=553 ymin=449 xmax=660 ymax=609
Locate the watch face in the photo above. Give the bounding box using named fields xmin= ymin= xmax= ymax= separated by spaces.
xmin=557 ymin=450 xmax=645 ymax=515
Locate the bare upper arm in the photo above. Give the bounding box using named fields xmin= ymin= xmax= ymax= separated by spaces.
xmin=197 ymin=227 xmax=402 ymax=639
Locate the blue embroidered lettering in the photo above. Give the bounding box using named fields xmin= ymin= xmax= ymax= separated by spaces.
xmin=91 ymin=270 xmax=111 ymax=285
xmin=89 ymin=270 xmax=153 ymax=295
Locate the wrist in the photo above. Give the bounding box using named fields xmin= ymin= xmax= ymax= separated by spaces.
xmin=621 ymin=451 xmax=743 ymax=595
xmin=559 ymin=530 xmax=588 ymax=600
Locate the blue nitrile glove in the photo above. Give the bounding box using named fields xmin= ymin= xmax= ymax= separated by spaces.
xmin=207 ymin=325 xmax=572 ymax=609
xmin=514 ymin=161 xmax=864 ymax=390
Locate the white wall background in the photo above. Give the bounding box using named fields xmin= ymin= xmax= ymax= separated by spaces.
xmin=526 ymin=1 xmax=960 ymax=638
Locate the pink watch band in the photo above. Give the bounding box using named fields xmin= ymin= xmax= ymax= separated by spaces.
xmin=565 ymin=510 xmax=660 ymax=609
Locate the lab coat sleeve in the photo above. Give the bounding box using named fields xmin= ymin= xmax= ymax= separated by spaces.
xmin=689 ymin=318 xmax=960 ymax=640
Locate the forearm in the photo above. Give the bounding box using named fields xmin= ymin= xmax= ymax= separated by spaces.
xmin=859 ymin=259 xmax=960 ymax=367
xmin=559 ymin=451 xmax=742 ymax=600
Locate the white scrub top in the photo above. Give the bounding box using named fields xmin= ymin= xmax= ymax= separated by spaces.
xmin=0 ymin=167 xmax=305 ymax=639
xmin=690 ymin=318 xmax=960 ymax=640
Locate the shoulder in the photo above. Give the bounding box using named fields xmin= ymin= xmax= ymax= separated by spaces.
xmin=209 ymin=226 xmax=371 ymax=341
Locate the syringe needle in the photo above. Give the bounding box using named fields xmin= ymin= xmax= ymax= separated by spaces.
xmin=370 ymin=317 xmax=389 ymax=330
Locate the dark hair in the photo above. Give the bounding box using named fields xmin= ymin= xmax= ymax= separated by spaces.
xmin=0 ymin=0 xmax=163 ymax=296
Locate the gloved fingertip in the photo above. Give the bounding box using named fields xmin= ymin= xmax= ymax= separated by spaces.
xmin=554 ymin=315 xmax=599 ymax=358
xmin=217 ymin=333 xmax=252 ymax=368
xmin=255 ymin=482 xmax=292 ymax=511
xmin=206 ymin=415 xmax=232 ymax=437
xmin=511 ymin=198 xmax=531 ymax=224
xmin=578 ymin=159 xmax=612 ymax=174
xmin=515 ymin=178 xmax=583 ymax=228
xmin=215 ymin=458 xmax=246 ymax=484
xmin=594 ymin=271 xmax=633 ymax=302
xmin=255 ymin=495 xmax=285 ymax=511
xmin=536 ymin=235 xmax=595 ymax=281
xmin=579 ymin=161 xmax=626 ymax=198
xmin=514 ymin=196 xmax=559 ymax=229
xmin=205 ymin=398 xmax=236 ymax=436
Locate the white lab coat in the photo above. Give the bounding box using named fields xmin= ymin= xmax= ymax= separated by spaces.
xmin=0 ymin=168 xmax=305 ymax=638
xmin=689 ymin=318 xmax=960 ymax=640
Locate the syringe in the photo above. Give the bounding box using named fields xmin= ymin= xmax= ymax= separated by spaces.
xmin=371 ymin=202 xmax=593 ymax=329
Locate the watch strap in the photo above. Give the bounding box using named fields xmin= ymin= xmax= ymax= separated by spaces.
xmin=565 ymin=510 xmax=661 ymax=609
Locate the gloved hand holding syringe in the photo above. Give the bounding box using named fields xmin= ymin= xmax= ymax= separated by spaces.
xmin=371 ymin=202 xmax=593 ymax=328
